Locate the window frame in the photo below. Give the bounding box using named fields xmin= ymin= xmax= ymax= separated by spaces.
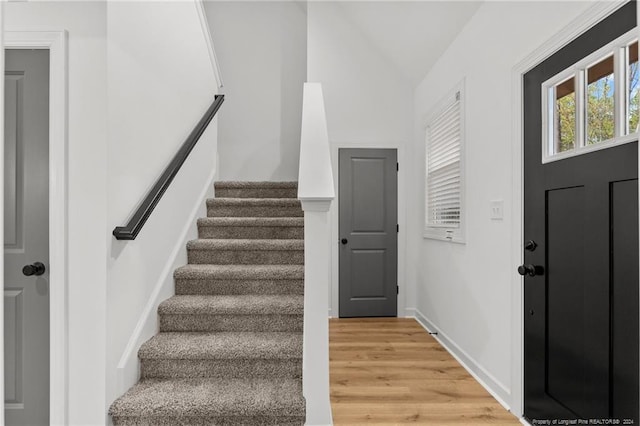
xmin=423 ymin=79 xmax=466 ymax=243
xmin=541 ymin=28 xmax=638 ymax=164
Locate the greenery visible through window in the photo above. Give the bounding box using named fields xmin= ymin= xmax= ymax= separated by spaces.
xmin=555 ymin=77 xmax=576 ymax=152
xmin=544 ymin=31 xmax=638 ymax=162
xmin=587 ymin=55 xmax=615 ymax=145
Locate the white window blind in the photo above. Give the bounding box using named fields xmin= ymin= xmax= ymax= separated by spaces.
xmin=425 ymin=88 xmax=464 ymax=242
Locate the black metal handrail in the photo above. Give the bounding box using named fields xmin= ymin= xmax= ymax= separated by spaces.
xmin=112 ymin=94 xmax=225 ymax=240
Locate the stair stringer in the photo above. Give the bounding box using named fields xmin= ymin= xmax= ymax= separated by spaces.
xmin=114 ymin=169 xmax=215 ymax=397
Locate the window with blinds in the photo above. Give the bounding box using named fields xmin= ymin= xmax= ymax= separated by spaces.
xmin=424 ymin=83 xmax=465 ymax=242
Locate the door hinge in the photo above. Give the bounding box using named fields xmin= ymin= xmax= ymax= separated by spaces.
xmin=396 ymin=162 xmax=399 ymax=171
xmin=397 ymin=285 xmax=399 ymax=295
xmin=397 ymin=224 xmax=399 ymax=233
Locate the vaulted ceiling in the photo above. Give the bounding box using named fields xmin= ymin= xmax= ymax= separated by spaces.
xmin=335 ymin=1 xmax=482 ymax=87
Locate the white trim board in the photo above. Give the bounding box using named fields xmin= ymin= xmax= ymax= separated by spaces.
xmin=329 ymin=142 xmax=409 ymax=319
xmin=116 ymin=165 xmax=217 ymax=396
xmin=195 ymin=0 xmax=223 ymax=90
xmin=509 ymin=0 xmax=632 ymax=418
xmin=413 ymin=309 xmax=511 ymax=410
xmin=3 ymin=30 xmax=69 ymax=426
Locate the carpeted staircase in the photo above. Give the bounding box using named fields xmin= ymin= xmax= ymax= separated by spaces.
xmin=109 ymin=181 xmax=306 ymax=426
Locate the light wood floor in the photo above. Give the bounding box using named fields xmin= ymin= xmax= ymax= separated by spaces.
xmin=329 ymin=318 xmax=520 ymax=425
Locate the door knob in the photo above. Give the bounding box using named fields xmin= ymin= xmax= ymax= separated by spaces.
xmin=517 ymin=264 xmax=544 ymax=277
xmin=23 ymin=262 xmax=46 ymax=277
xmin=524 ymin=240 xmax=538 ymax=251
xmin=341 ymin=238 xmax=348 ymax=245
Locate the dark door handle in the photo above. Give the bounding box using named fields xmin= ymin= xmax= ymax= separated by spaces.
xmin=23 ymin=262 xmax=46 ymax=277
xmin=341 ymin=238 xmax=348 ymax=245
xmin=517 ymin=264 xmax=544 ymax=277
xmin=524 ymin=240 xmax=538 ymax=251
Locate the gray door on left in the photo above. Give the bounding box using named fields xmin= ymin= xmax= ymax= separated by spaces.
xmin=4 ymin=49 xmax=50 ymax=426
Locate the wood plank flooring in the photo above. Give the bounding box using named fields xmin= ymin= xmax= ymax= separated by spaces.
xmin=329 ymin=318 xmax=520 ymax=425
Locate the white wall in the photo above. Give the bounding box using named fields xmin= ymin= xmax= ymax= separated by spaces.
xmin=5 ymin=2 xmax=109 ymax=424
xmin=105 ymin=0 xmax=219 ymax=413
xmin=307 ymin=2 xmax=413 ymax=145
xmin=204 ymin=1 xmax=306 ymax=181
xmin=307 ymin=2 xmax=414 ymax=317
xmin=408 ymin=0 xmax=594 ymax=410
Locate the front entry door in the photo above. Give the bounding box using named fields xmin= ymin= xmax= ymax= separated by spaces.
xmin=339 ymin=148 xmax=397 ymax=317
xmin=4 ymin=49 xmax=50 ymax=425
xmin=523 ymin=3 xmax=638 ymax=422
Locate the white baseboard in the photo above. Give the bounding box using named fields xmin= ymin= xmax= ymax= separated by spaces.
xmin=115 ymin=168 xmax=216 ymax=396
xmin=413 ymin=309 xmax=512 ymax=411
xmin=404 ymin=307 xmax=416 ymax=317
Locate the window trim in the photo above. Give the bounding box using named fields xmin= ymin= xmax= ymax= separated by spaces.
xmin=423 ymin=79 xmax=466 ymax=243
xmin=541 ymin=28 xmax=638 ymax=164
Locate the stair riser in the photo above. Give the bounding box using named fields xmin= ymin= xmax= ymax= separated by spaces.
xmin=188 ymin=249 xmax=304 ymax=265
xmin=198 ymin=226 xmax=303 ymax=239
xmin=160 ymin=314 xmax=303 ymax=332
xmin=140 ymin=359 xmax=302 ymax=379
xmin=175 ymin=279 xmax=304 ymax=295
xmin=207 ymin=205 xmax=303 ymax=218
xmin=112 ymin=416 xmax=305 ymax=426
xmin=215 ymin=188 xmax=298 ymax=199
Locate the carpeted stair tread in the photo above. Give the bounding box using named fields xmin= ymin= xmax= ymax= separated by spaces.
xmin=110 ymin=180 xmax=306 ymax=424
xmin=174 ymin=264 xmax=304 ymax=280
xmin=215 ymin=181 xmax=298 ymax=189
xmin=207 ymin=198 xmax=303 ymax=218
xmin=158 ymin=295 xmax=303 ymax=315
xmin=187 ymin=239 xmax=303 ymax=251
xmin=109 ymin=378 xmax=305 ymax=418
xmin=207 ymin=198 xmax=301 ymax=207
xmin=198 ymin=217 xmax=303 ymax=227
xmin=139 ymin=332 xmax=302 ymax=360
xmin=214 ymin=182 xmax=299 ymax=199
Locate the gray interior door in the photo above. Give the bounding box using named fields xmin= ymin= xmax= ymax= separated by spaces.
xmin=339 ymin=148 xmax=397 ymax=317
xmin=4 ymin=49 xmax=50 ymax=426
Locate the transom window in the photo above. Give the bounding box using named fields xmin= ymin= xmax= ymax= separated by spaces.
xmin=543 ymin=29 xmax=638 ymax=163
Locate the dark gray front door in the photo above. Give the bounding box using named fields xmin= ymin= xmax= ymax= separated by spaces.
xmin=522 ymin=2 xmax=638 ymax=422
xmin=338 ymin=148 xmax=397 ymax=317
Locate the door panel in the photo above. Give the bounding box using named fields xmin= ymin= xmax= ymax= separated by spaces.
xmin=4 ymin=49 xmax=50 ymax=426
xmin=546 ymin=186 xmax=589 ymax=416
xmin=4 ymin=289 xmax=23 ymax=404
xmin=339 ymin=148 xmax=397 ymax=317
xmin=523 ymin=2 xmax=638 ymax=422
xmin=4 ymin=73 xmax=24 ymax=249
xmin=350 ymin=249 xmax=386 ymax=298
xmin=351 ymin=158 xmax=387 ymax=232
xmin=611 ymin=179 xmax=639 ymax=419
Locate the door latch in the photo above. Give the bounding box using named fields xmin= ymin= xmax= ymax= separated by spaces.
xmin=23 ymin=262 xmax=46 ymax=277
xmin=517 ymin=264 xmax=544 ymax=277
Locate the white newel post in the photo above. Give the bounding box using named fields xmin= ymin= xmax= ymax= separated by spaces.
xmin=301 ymin=201 xmax=332 ymax=425
xmin=298 ymin=83 xmax=334 ymax=426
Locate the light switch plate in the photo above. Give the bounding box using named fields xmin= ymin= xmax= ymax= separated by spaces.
xmin=490 ymin=200 xmax=504 ymax=220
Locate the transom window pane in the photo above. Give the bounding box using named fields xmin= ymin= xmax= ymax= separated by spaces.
xmin=542 ymin=31 xmax=637 ymax=163
xmin=628 ymin=41 xmax=639 ymax=134
xmin=587 ymin=55 xmax=615 ymax=145
xmin=554 ymin=77 xmax=576 ymax=153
